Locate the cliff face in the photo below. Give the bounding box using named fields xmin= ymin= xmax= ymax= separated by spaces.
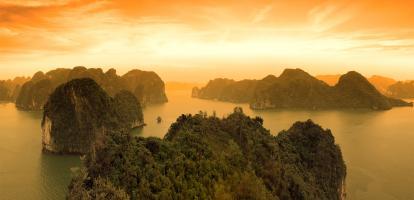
xmin=316 ymin=74 xmax=397 ymax=95
xmin=388 ymin=81 xmax=414 ymax=99
xmin=16 ymin=78 xmax=54 ymax=110
xmin=251 ymin=69 xmax=333 ymax=109
xmin=113 ymin=90 xmax=144 ymax=129
xmin=333 ymin=71 xmax=394 ymax=109
xmin=368 ymin=75 xmax=396 ymax=94
xmin=121 ymin=69 xmax=168 ymax=104
xmin=276 ymin=119 xmax=346 ymax=200
xmin=192 ymin=78 xmax=258 ymax=103
xmin=41 ymin=78 xmax=144 ymax=154
xmin=0 ymin=76 xmax=30 ymax=102
xmin=0 ymin=82 xmax=10 ymax=101
xmin=16 ymin=67 xmax=167 ymax=110
xmin=252 ymin=70 xmax=411 ymax=110
xmin=69 ymin=109 xmax=346 ymax=200
xmin=195 ymin=68 xmax=412 ymax=110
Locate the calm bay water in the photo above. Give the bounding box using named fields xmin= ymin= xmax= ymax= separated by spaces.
xmin=1 ymin=91 xmax=414 ymax=199
xmin=0 ymin=103 xmax=81 ymax=200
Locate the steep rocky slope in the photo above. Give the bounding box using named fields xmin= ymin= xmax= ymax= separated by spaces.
xmin=194 ymin=69 xmax=412 ymax=110
xmin=68 ymin=109 xmax=346 ymax=200
xmin=16 ymin=67 xmax=167 ymax=110
xmin=0 ymin=76 xmax=30 ymax=101
xmin=41 ymin=78 xmax=143 ymax=154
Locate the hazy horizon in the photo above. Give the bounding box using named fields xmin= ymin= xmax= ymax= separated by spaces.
xmin=1 ymin=0 xmax=414 ymax=81
xmin=1 ymin=1 xmax=414 ymax=200
xmin=0 ymin=65 xmax=412 ymax=83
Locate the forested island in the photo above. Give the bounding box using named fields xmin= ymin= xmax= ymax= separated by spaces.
xmin=28 ymin=68 xmax=350 ymax=199
xmin=66 ymin=107 xmax=346 ymax=200
xmin=36 ymin=77 xmax=347 ymax=199
xmin=193 ymin=68 xmax=412 ymax=110
xmin=42 ymin=78 xmax=144 ymax=154
xmin=387 ymin=81 xmax=414 ymax=99
xmin=15 ymin=67 xmax=167 ymax=110
xmin=317 ymin=74 xmax=414 ymax=99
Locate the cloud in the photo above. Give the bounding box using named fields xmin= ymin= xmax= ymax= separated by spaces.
xmin=0 ymin=0 xmax=109 ymax=54
xmin=308 ymin=3 xmax=353 ymax=32
xmin=0 ymin=0 xmax=72 ymax=6
xmin=252 ymin=5 xmax=273 ymax=24
xmin=1 ymin=0 xmax=414 ymax=80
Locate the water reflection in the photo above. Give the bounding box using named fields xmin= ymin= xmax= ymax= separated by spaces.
xmin=1 ymin=92 xmax=414 ymax=199
xmin=40 ymin=153 xmax=81 ymax=200
xmin=138 ymin=90 xmax=414 ymax=200
xmin=0 ymin=103 xmax=80 ymax=200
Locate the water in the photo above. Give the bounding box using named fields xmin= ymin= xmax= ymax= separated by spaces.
xmin=1 ymin=91 xmax=414 ymax=200
xmin=0 ymin=103 xmax=81 ymax=200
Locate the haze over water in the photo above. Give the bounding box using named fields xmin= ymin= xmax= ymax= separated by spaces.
xmin=1 ymin=90 xmax=414 ymax=199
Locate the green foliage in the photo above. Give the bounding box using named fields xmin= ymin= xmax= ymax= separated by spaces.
xmin=113 ymin=90 xmax=144 ymax=128
xmin=69 ymin=109 xmax=346 ymax=200
xmin=194 ymin=68 xmax=412 ymax=110
xmin=16 ymin=78 xmax=54 ymax=110
xmin=42 ymin=78 xmax=118 ymax=154
xmin=122 ymin=69 xmax=168 ymax=104
xmin=68 ymin=168 xmax=129 ymax=200
xmin=16 ymin=67 xmax=167 ymax=110
xmin=42 ymin=78 xmax=143 ymax=154
xmin=192 ymin=78 xmax=257 ymax=103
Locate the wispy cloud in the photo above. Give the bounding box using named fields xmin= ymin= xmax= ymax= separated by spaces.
xmin=1 ymin=0 xmax=414 ymax=80
xmin=252 ymin=5 xmax=273 ymax=24
xmin=308 ymin=3 xmax=353 ymax=32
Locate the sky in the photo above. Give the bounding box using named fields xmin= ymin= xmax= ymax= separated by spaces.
xmin=0 ymin=0 xmax=414 ymax=81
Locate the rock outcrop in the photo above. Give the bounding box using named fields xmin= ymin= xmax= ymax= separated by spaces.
xmin=192 ymin=78 xmax=257 ymax=103
xmin=68 ymin=109 xmax=346 ymax=200
xmin=16 ymin=67 xmax=167 ymax=110
xmin=121 ymin=69 xmax=168 ymax=104
xmin=251 ymin=68 xmax=333 ymax=109
xmin=368 ymin=75 xmax=397 ymax=94
xmin=0 ymin=76 xmax=30 ymax=102
xmin=388 ymin=81 xmax=414 ymax=99
xmin=194 ymin=68 xmax=412 ymax=110
xmin=317 ymin=74 xmax=397 ymax=95
xmin=113 ymin=90 xmax=144 ymax=129
xmin=41 ymin=78 xmax=144 ymax=154
xmin=16 ymin=78 xmax=54 ymax=110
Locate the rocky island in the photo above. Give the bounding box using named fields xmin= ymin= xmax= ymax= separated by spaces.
xmin=0 ymin=76 xmax=30 ymax=102
xmin=41 ymin=78 xmax=144 ymax=154
xmin=317 ymin=74 xmax=397 ymax=94
xmin=67 ymin=108 xmax=346 ymax=200
xmin=16 ymin=67 xmax=167 ymax=110
xmin=388 ymin=81 xmax=414 ymax=99
xmin=193 ymin=68 xmax=412 ymax=110
xmin=316 ymin=74 xmax=414 ymax=99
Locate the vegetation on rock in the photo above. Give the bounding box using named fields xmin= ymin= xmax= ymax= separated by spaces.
xmin=0 ymin=76 xmax=30 ymax=101
xmin=41 ymin=78 xmax=143 ymax=154
xmin=192 ymin=78 xmax=257 ymax=103
xmin=121 ymin=69 xmax=168 ymax=104
xmin=68 ymin=108 xmax=346 ymax=200
xmin=388 ymin=81 xmax=414 ymax=99
xmin=113 ymin=90 xmax=144 ymax=129
xmin=193 ymin=68 xmax=412 ymax=110
xmin=16 ymin=67 xmax=167 ymax=110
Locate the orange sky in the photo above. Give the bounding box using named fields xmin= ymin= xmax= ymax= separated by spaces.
xmin=1 ymin=0 xmax=414 ymax=81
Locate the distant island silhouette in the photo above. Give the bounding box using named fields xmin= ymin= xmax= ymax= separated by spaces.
xmin=193 ymin=68 xmax=413 ymax=110
xmin=9 ymin=66 xmax=168 ymax=111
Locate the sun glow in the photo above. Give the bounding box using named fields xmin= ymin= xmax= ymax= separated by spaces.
xmin=1 ymin=0 xmax=414 ymax=80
